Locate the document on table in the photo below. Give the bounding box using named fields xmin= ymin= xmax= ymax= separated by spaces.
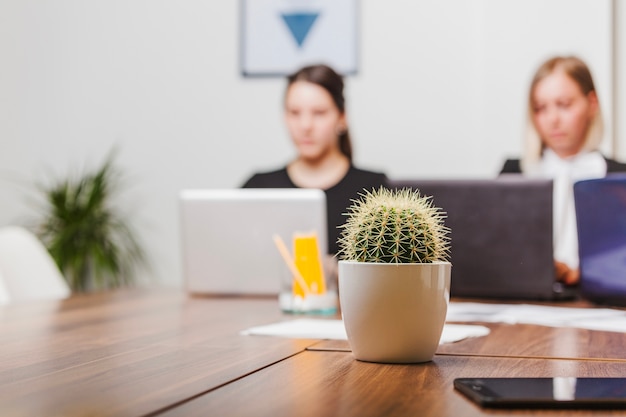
xmin=241 ymin=319 xmax=490 ymax=344
xmin=446 ymin=302 xmax=626 ymax=332
xmin=242 ymin=302 xmax=626 ymax=342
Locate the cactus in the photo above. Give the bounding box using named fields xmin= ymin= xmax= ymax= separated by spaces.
xmin=338 ymin=187 xmax=449 ymax=263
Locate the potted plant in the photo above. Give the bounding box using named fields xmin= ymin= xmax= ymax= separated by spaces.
xmin=34 ymin=153 xmax=147 ymax=292
xmin=337 ymin=187 xmax=451 ymax=363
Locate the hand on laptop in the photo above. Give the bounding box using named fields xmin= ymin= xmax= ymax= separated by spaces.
xmin=555 ymin=261 xmax=580 ymax=286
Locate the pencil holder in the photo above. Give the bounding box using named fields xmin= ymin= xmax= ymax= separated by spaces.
xmin=278 ymin=232 xmax=338 ymax=314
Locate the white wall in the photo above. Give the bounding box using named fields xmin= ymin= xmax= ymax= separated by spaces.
xmin=0 ymin=0 xmax=618 ymax=288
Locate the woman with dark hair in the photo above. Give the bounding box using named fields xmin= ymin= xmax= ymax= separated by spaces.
xmin=243 ymin=64 xmax=387 ymax=255
xmin=500 ymin=56 xmax=626 ymax=285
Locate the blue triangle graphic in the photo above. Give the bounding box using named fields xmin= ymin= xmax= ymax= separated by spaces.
xmin=281 ymin=12 xmax=320 ymax=48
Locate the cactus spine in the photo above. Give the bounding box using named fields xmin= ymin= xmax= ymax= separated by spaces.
xmin=338 ymin=187 xmax=449 ymax=263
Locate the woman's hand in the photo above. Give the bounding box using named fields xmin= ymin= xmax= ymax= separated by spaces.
xmin=555 ymin=261 xmax=580 ymax=285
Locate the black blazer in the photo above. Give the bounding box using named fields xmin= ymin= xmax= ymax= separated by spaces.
xmin=500 ymin=157 xmax=626 ymax=175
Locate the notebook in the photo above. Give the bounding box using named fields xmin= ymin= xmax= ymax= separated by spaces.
xmin=179 ymin=188 xmax=327 ymax=295
xmin=574 ymin=175 xmax=626 ymax=305
xmin=388 ymin=176 xmax=573 ymax=301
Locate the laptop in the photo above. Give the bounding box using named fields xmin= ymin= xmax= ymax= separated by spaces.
xmin=180 ymin=188 xmax=327 ymax=295
xmin=388 ymin=176 xmax=573 ymax=301
xmin=574 ymin=175 xmax=626 ymax=305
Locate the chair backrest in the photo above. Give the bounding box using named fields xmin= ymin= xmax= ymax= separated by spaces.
xmin=573 ymin=174 xmax=626 ymax=305
xmin=0 ymin=270 xmax=10 ymax=306
xmin=0 ymin=226 xmax=70 ymax=303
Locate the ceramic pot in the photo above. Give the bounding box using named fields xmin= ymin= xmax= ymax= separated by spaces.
xmin=338 ymin=260 xmax=451 ymax=363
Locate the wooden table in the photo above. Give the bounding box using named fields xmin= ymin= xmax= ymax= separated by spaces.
xmin=2 ymin=289 xmax=626 ymax=417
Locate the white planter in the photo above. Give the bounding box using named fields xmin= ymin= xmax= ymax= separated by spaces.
xmin=338 ymin=260 xmax=451 ymax=363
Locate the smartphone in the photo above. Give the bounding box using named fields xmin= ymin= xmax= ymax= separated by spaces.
xmin=454 ymin=378 xmax=626 ymax=409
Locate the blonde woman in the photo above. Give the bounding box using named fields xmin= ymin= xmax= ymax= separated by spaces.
xmin=501 ymin=56 xmax=626 ymax=285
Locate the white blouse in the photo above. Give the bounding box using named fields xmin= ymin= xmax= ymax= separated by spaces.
xmin=526 ymin=149 xmax=607 ymax=269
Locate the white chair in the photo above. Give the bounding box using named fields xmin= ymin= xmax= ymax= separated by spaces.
xmin=0 ymin=271 xmax=10 ymax=305
xmin=0 ymin=226 xmax=70 ymax=303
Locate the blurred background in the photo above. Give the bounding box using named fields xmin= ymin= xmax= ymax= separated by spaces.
xmin=1 ymin=0 xmax=623 ymax=288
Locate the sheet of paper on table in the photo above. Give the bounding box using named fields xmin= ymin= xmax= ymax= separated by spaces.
xmin=446 ymin=302 xmax=626 ymax=332
xmin=241 ymin=319 xmax=490 ymax=344
xmin=242 ymin=301 xmax=626 ymax=343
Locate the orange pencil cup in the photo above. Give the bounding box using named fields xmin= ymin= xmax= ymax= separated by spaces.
xmin=293 ymin=233 xmax=326 ymax=297
xmin=277 ymin=231 xmax=337 ymax=314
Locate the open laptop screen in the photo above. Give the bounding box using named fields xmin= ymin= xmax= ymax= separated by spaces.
xmin=388 ymin=177 xmax=563 ymax=300
xmin=179 ymin=188 xmax=327 ymax=295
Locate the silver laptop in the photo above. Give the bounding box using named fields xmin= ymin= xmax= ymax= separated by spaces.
xmin=389 ymin=177 xmax=574 ymax=301
xmin=179 ymin=188 xmax=327 ymax=295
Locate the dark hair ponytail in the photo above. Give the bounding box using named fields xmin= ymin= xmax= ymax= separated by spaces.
xmin=287 ymin=64 xmax=353 ymax=161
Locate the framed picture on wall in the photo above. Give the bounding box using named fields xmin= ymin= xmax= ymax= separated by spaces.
xmin=240 ymin=0 xmax=358 ymax=77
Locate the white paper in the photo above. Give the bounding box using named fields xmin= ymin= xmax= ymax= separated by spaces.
xmin=447 ymin=302 xmax=626 ymax=332
xmin=241 ymin=319 xmax=490 ymax=344
xmin=440 ymin=323 xmax=491 ymax=343
xmin=241 ymin=319 xmax=348 ymax=340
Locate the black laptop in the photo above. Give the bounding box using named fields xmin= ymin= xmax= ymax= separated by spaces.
xmin=388 ymin=176 xmax=576 ymax=301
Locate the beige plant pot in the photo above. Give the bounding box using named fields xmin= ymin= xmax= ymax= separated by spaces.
xmin=338 ymin=260 xmax=451 ymax=363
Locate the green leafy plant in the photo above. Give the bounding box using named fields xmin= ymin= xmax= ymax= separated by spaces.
xmin=35 ymin=155 xmax=146 ymax=292
xmin=338 ymin=187 xmax=449 ymax=263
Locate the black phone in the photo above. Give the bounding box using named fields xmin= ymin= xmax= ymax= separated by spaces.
xmin=454 ymin=377 xmax=626 ymax=409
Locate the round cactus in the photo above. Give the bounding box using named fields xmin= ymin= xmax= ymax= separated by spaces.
xmin=338 ymin=187 xmax=449 ymax=263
